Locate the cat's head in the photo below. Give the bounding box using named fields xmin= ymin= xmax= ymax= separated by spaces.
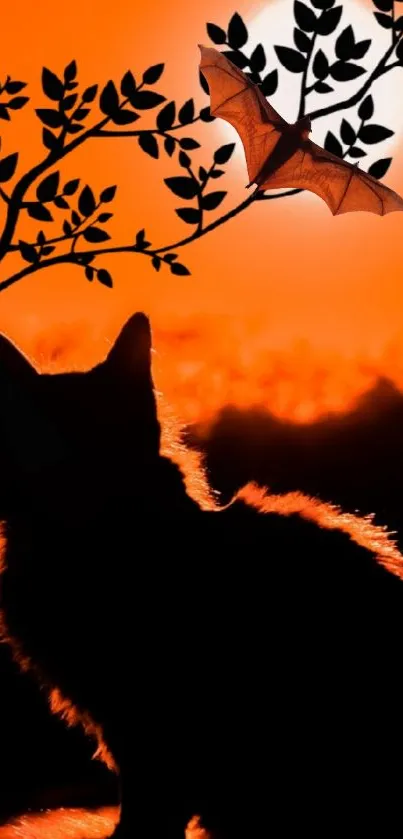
xmin=0 ymin=312 xmax=162 ymax=516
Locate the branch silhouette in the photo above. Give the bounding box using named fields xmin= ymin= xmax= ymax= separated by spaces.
xmin=0 ymin=0 xmax=401 ymax=293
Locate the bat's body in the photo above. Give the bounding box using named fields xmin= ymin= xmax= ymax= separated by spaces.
xmin=249 ymin=117 xmax=311 ymax=188
xmin=199 ymin=45 xmax=403 ymax=216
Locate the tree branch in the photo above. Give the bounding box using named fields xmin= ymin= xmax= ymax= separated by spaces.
xmin=94 ymin=117 xmax=200 ymax=138
xmin=307 ymin=37 xmax=402 ymax=123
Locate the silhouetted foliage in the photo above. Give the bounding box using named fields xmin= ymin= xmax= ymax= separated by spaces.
xmin=0 ymin=0 xmax=401 ymax=292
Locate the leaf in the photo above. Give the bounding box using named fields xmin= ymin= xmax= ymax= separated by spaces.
xmin=130 ymin=91 xmax=166 ymax=110
xmin=98 ymin=212 xmax=113 ymax=223
xmin=207 ymin=22 xmax=227 ymax=44
xmin=100 ymin=185 xmax=117 ymax=203
xmin=179 ymin=151 xmax=191 ymax=168
xmin=250 ymin=44 xmax=266 ymax=73
xmin=54 ymin=195 xmax=69 ymax=209
xmin=340 ymin=119 xmax=356 ymax=146
xmin=335 ymin=25 xmax=355 ymax=61
xmin=359 ymin=124 xmax=394 ymax=144
xmin=316 ymin=6 xmax=343 ymax=35
xmin=99 ymin=81 xmax=120 ymax=117
xmin=201 ymin=191 xmax=226 ymax=210
xmin=71 ymin=210 xmax=81 ymax=226
xmin=311 ymin=0 xmax=335 ymax=6
xmin=36 ymin=108 xmax=63 ymax=128
xmin=374 ymin=12 xmax=393 ymax=28
xmin=274 ymin=46 xmax=306 ymax=73
xmin=142 ymin=63 xmax=164 ymax=85
xmin=37 ymin=230 xmax=46 ymax=245
xmin=351 ymin=40 xmax=371 ymax=60
xmin=63 ymin=178 xmax=80 ymax=195
xmin=358 ymin=95 xmax=374 ymax=121
xmin=294 ymin=1 xmax=317 ymax=32
xmin=63 ymin=93 xmax=78 ymax=111
xmin=315 ymin=81 xmax=334 ymax=93
xmin=152 ymin=256 xmax=161 ymax=272
xmin=163 ymin=253 xmax=178 ymax=263
xmin=85 ymin=266 xmax=94 ymax=281
xmin=312 ymin=49 xmax=329 ymax=80
xmin=324 ymin=131 xmax=343 ymax=157
xmin=214 ymin=143 xmax=236 ymax=165
xmin=330 ymin=61 xmax=366 ymax=81
xmin=82 ymin=84 xmax=98 ymax=103
xmin=97 ymin=268 xmax=113 ymax=287
xmin=260 ymin=69 xmax=278 ymax=97
xmin=26 ymin=202 xmax=53 ymax=222
xmin=199 ymin=70 xmax=210 ymax=95
xmin=348 ymin=147 xmax=366 ymax=158
xmin=372 ymin=0 xmax=393 ymax=9
xmin=110 ymin=109 xmax=139 ymax=125
xmin=19 ymin=240 xmax=38 ymax=264
xmin=64 ymin=60 xmax=77 ymax=82
xmin=368 ymin=157 xmax=392 ymax=179
xmin=200 ymin=106 xmax=215 ymax=122
xmin=66 ymin=124 xmax=85 ymax=134
xmin=157 ymin=100 xmax=176 ymax=131
xmin=5 ymin=80 xmax=27 ymax=94
xmin=36 ymin=171 xmax=60 ymax=202
xmin=78 ymin=185 xmax=96 ymax=217
xmin=7 ymin=96 xmax=29 ymax=110
xmin=294 ymin=28 xmax=311 ymax=52
xmin=164 ymin=176 xmax=199 ymax=199
xmin=210 ymin=169 xmax=225 ymax=178
xmin=135 ymin=229 xmax=146 ymax=249
xmin=170 ymin=261 xmax=190 ymax=276
xmin=164 ymin=136 xmax=175 ymax=156
xmin=138 ymin=133 xmax=159 ymax=158
xmin=179 ymin=137 xmax=200 ymax=150
xmin=121 ymin=70 xmax=136 ymax=98
xmin=65 ymin=81 xmax=78 ymax=90
xmin=83 ymin=226 xmax=111 ymax=243
xmin=227 ymin=12 xmax=248 ymax=49
xmin=42 ymin=245 xmax=55 ymax=256
xmin=226 ymin=52 xmax=251 ymax=72
xmin=0 ymin=152 xmax=18 ymax=183
xmin=394 ymin=15 xmax=403 ymax=32
xmin=178 ymin=99 xmax=195 ymax=125
xmin=175 ymin=207 xmax=202 ymax=224
xmin=0 ymin=105 xmax=10 ymax=121
xmin=63 ymin=220 xmax=73 ymax=236
xmin=42 ymin=67 xmax=64 ymax=101
xmin=72 ymin=108 xmax=90 ymax=121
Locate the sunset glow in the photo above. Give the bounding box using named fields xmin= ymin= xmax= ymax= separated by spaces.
xmin=0 ymin=0 xmax=402 ymax=426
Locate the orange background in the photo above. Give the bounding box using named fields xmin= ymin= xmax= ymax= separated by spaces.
xmin=1 ymin=0 xmax=402 ymax=425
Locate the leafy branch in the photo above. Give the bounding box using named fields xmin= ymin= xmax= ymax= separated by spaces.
xmin=0 ymin=0 xmax=402 ymax=293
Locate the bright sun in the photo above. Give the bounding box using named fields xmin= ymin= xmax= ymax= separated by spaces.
xmin=218 ymin=0 xmax=403 ymax=180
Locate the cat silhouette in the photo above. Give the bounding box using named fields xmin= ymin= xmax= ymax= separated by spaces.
xmin=1 ymin=312 xmax=403 ymax=838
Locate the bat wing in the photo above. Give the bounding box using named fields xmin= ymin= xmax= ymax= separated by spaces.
xmin=258 ymin=140 xmax=403 ymax=216
xmin=199 ymin=45 xmax=288 ymax=186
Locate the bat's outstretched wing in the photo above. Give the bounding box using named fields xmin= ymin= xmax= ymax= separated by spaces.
xmin=254 ymin=141 xmax=403 ymax=216
xmin=199 ymin=45 xmax=287 ymax=186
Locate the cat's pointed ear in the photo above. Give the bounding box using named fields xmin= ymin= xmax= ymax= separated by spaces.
xmin=0 ymin=334 xmax=37 ymax=380
xmin=0 ymin=334 xmax=67 ymax=473
xmin=105 ymin=313 xmax=153 ymax=381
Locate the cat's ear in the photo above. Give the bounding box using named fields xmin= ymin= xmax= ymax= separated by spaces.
xmin=0 ymin=334 xmax=37 ymax=380
xmin=104 ymin=312 xmax=153 ymax=381
xmin=0 ymin=334 xmax=67 ymax=473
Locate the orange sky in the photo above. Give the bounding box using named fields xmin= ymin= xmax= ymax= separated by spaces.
xmin=1 ymin=0 xmax=403 ymax=425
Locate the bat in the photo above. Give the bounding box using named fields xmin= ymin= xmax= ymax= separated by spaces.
xmin=199 ymin=45 xmax=403 ymax=216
